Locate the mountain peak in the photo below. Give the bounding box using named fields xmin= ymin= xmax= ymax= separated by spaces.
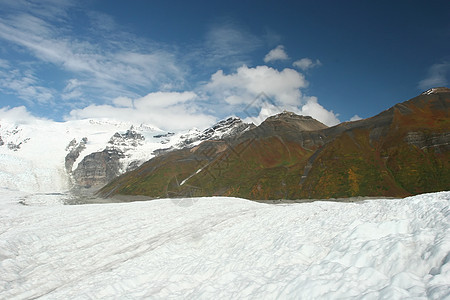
xmin=267 ymin=110 xmax=312 ymax=120
xmin=267 ymin=110 xmax=313 ymax=121
xmin=421 ymin=87 xmax=450 ymax=95
xmin=262 ymin=111 xmax=328 ymax=131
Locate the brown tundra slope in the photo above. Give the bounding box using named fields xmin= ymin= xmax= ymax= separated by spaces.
xmin=99 ymin=88 xmax=450 ymax=200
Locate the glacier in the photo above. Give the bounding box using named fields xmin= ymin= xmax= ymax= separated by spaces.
xmin=0 ymin=119 xmax=163 ymax=193
xmin=0 ymin=190 xmax=449 ymax=299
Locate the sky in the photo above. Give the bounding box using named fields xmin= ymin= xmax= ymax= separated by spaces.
xmin=0 ymin=0 xmax=449 ymax=131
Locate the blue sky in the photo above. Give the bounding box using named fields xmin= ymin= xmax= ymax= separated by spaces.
xmin=0 ymin=0 xmax=449 ymax=131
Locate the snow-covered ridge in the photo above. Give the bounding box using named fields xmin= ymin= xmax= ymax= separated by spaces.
xmin=0 ymin=117 xmax=249 ymax=193
xmin=421 ymin=87 xmax=450 ymax=95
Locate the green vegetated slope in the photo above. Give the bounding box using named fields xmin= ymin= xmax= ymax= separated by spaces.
xmin=99 ymin=89 xmax=450 ymax=200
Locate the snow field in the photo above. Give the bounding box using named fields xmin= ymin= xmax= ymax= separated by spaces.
xmin=0 ymin=119 xmax=166 ymax=193
xmin=0 ymin=191 xmax=449 ymax=299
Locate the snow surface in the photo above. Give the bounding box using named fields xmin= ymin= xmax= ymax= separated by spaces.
xmin=1 ymin=190 xmax=449 ymax=299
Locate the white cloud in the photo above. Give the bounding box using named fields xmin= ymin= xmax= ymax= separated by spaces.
xmin=264 ymin=45 xmax=289 ymax=63
xmin=418 ymin=62 xmax=450 ymax=90
xmin=298 ymin=97 xmax=340 ymax=126
xmin=242 ymin=96 xmax=340 ymax=127
xmin=112 ymin=97 xmax=133 ymax=108
xmin=205 ymin=65 xmax=308 ymax=107
xmin=242 ymin=101 xmax=281 ymax=125
xmin=64 ymin=79 xmax=82 ymax=92
xmin=0 ymin=3 xmax=341 ymax=131
xmin=66 ymin=91 xmax=216 ymax=132
xmin=0 ymin=68 xmax=54 ymax=104
xmin=0 ymin=106 xmax=47 ymax=124
xmin=349 ymin=115 xmax=362 ymax=122
xmin=134 ymin=91 xmax=197 ymax=109
xmin=204 ymin=65 xmax=340 ymax=126
xmin=61 ymin=78 xmax=84 ymax=101
xmin=0 ymin=9 xmax=185 ymax=105
xmin=293 ymin=58 xmax=322 ymax=71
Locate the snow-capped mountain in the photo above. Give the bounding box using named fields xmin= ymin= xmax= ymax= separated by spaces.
xmin=0 ymin=117 xmax=251 ymax=193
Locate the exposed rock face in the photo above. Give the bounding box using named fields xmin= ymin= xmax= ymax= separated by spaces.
xmin=65 ymin=138 xmax=87 ymax=173
xmin=0 ymin=136 xmax=3 ymax=147
xmin=69 ymin=128 xmax=149 ymax=189
xmin=72 ymin=121 xmax=249 ymax=190
xmin=405 ymin=132 xmax=450 ymax=151
xmin=73 ymin=148 xmax=125 ymax=188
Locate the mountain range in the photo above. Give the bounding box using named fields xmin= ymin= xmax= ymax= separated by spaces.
xmin=99 ymin=87 xmax=450 ymax=200
xmin=0 ymin=116 xmax=249 ymax=194
xmin=0 ymin=88 xmax=448 ymax=200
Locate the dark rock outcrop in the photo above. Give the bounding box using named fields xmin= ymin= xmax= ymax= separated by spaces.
xmin=65 ymin=138 xmax=87 ymax=173
xmin=73 ymin=148 xmax=125 ymax=188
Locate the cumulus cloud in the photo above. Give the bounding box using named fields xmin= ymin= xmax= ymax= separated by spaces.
xmin=293 ymin=58 xmax=322 ymax=71
xmin=205 ymin=65 xmax=307 ymax=107
xmin=242 ymin=96 xmax=340 ymax=127
xmin=112 ymin=96 xmax=133 ymax=108
xmin=264 ymin=45 xmax=289 ymax=63
xmin=298 ymin=97 xmax=340 ymax=126
xmin=349 ymin=115 xmax=362 ymax=122
xmin=242 ymin=100 xmax=282 ymax=125
xmin=66 ymin=91 xmax=216 ymax=132
xmin=204 ymin=65 xmax=340 ymax=126
xmin=418 ymin=62 xmax=450 ymax=90
xmin=0 ymin=106 xmax=47 ymax=124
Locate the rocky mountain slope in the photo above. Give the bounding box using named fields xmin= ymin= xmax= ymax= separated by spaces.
xmin=99 ymin=88 xmax=450 ymax=199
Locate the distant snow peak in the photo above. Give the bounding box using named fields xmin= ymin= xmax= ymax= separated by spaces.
xmin=86 ymin=119 xmax=159 ymax=132
xmin=175 ymin=116 xmax=250 ymax=149
xmin=0 ymin=123 xmax=30 ymax=151
xmin=421 ymin=87 xmax=450 ymax=95
xmin=108 ymin=129 xmax=145 ymax=148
